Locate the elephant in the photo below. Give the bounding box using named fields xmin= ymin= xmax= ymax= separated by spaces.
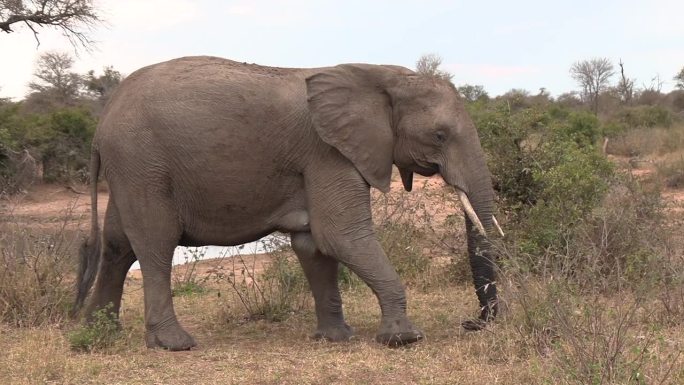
xmin=73 ymin=56 xmax=501 ymax=350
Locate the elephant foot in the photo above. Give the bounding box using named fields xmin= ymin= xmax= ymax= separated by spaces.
xmin=375 ymin=317 xmax=424 ymax=347
xmin=461 ymin=318 xmax=487 ymax=331
xmin=312 ymin=323 xmax=354 ymax=342
xmin=145 ymin=322 xmax=196 ymax=351
xmin=462 ymin=302 xmax=497 ymax=331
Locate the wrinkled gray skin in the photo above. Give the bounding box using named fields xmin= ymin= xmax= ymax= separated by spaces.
xmin=74 ymin=57 xmax=498 ymax=350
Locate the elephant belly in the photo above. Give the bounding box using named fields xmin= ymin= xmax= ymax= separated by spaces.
xmin=175 ymin=180 xmax=309 ymax=247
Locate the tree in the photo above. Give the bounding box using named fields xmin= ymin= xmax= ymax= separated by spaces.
xmin=615 ymin=59 xmax=635 ymax=105
xmin=569 ymin=58 xmax=615 ymax=115
xmin=457 ymin=84 xmax=489 ymax=102
xmin=27 ymin=51 xmax=82 ymax=108
xmin=415 ymin=53 xmax=453 ymax=82
xmin=0 ymin=0 xmax=100 ymax=48
xmin=84 ymin=66 xmax=122 ymax=102
xmin=673 ymin=67 xmax=684 ymax=90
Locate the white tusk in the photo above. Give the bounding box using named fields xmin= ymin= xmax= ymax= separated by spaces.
xmin=455 ymin=189 xmax=487 ymax=237
xmin=492 ymin=215 xmax=505 ymax=237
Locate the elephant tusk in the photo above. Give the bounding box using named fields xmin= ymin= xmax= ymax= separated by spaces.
xmin=455 ymin=189 xmax=487 ymax=237
xmin=492 ymin=215 xmax=505 ymax=237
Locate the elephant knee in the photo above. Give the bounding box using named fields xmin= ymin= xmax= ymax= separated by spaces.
xmin=291 ymin=232 xmax=317 ymax=257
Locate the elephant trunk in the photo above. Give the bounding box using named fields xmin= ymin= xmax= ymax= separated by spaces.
xmin=443 ymin=138 xmax=499 ymax=328
xmin=464 ymin=164 xmax=498 ymax=324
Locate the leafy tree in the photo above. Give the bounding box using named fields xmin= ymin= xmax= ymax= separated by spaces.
xmin=457 ymin=84 xmax=489 ymax=102
xmin=570 ymin=58 xmax=615 ymax=115
xmin=84 ymin=66 xmax=122 ymax=102
xmin=674 ymin=66 xmax=684 ymax=90
xmin=27 ymin=107 xmax=95 ymax=182
xmin=499 ymin=88 xmax=532 ymax=111
xmin=0 ymin=0 xmax=100 ymax=48
xmin=415 ymin=53 xmax=453 ymax=82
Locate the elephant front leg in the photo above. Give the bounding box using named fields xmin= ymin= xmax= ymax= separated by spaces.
xmin=306 ymin=170 xmax=423 ymax=346
xmin=291 ymin=232 xmax=353 ymax=342
xmin=343 ymin=239 xmax=424 ymax=346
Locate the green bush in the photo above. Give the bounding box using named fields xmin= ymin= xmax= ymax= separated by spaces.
xmin=34 ymin=108 xmax=96 ymax=182
xmin=471 ymin=101 xmax=614 ymax=259
xmin=0 ymin=103 xmax=96 ymax=185
xmin=68 ymin=304 xmax=121 ymax=352
xmin=615 ymin=106 xmax=674 ymax=129
xmin=474 ymin=98 xmax=672 ymax=288
xmin=556 ymin=110 xmax=602 ymax=145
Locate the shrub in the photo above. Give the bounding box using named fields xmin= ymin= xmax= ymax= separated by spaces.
xmin=520 ymin=137 xmax=613 ymax=254
xmin=555 ymin=110 xmax=602 ymax=146
xmin=471 ymin=101 xmax=614 ymax=256
xmin=0 ymin=104 xmax=96 ymax=185
xmin=215 ymin=237 xmax=309 ymax=322
xmin=498 ymin=173 xmax=679 ymax=384
xmin=0 ymin=209 xmax=77 ymax=327
xmin=68 ymin=304 xmax=121 ymax=352
xmin=376 ymin=222 xmax=431 ymax=286
xmin=607 ymin=125 xmax=684 ymax=157
xmin=615 ymin=105 xmax=674 ymax=129
xmin=657 ymin=157 xmax=684 ymax=188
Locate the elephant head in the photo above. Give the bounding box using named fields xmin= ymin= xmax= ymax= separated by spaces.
xmin=306 ymin=64 xmax=500 ymax=328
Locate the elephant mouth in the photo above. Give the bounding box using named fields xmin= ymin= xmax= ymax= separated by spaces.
xmin=412 ymin=162 xmax=439 ymax=177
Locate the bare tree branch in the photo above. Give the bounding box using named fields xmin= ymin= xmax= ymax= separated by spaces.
xmin=616 ymin=59 xmax=635 ymax=105
xmin=570 ymin=57 xmax=615 ymax=115
xmin=0 ymin=0 xmax=100 ymax=49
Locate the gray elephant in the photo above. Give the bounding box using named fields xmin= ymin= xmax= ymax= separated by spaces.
xmin=73 ymin=56 xmax=501 ymax=350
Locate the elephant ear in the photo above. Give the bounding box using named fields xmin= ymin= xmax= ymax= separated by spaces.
xmin=306 ymin=64 xmax=398 ymax=193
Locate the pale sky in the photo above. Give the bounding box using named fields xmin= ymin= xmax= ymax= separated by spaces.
xmin=1 ymin=0 xmax=683 ymax=100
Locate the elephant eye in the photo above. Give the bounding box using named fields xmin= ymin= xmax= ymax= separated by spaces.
xmin=434 ymin=130 xmax=447 ymax=143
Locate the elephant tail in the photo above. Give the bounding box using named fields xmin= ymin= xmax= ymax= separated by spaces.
xmin=72 ymin=148 xmax=102 ymax=316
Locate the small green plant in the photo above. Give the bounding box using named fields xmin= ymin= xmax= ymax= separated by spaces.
xmin=171 ymin=247 xmax=208 ymax=296
xmin=172 ymin=281 xmax=206 ymax=297
xmin=337 ymin=264 xmax=363 ymax=291
xmin=68 ymin=304 xmax=121 ymax=352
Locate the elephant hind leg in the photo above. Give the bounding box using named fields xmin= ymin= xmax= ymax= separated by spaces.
xmin=120 ymin=198 xmax=196 ymax=351
xmin=291 ymin=232 xmax=352 ymax=342
xmin=85 ymin=200 xmax=136 ymax=322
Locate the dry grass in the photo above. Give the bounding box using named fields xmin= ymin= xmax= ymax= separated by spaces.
xmin=1 ymin=273 xmax=683 ymax=385
xmin=2 ymin=172 xmax=684 ymax=384
xmin=607 ymin=124 xmax=684 ymax=158
xmin=0 ymin=200 xmax=84 ymax=327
